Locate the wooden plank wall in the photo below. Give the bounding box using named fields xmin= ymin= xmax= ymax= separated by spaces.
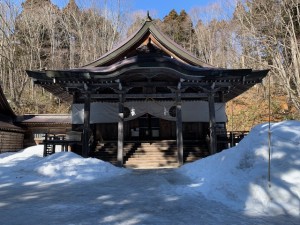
xmin=23 ymin=126 xmax=72 ymax=147
xmin=0 ymin=131 xmax=24 ymax=152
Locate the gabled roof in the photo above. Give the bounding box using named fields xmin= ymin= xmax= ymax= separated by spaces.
xmin=84 ymin=18 xmax=213 ymax=68
xmin=26 ymin=17 xmax=269 ymax=103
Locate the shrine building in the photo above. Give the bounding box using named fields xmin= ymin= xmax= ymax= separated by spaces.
xmin=26 ymin=16 xmax=268 ymax=168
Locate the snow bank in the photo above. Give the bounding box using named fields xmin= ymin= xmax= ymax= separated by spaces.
xmin=178 ymin=120 xmax=300 ymax=216
xmin=0 ymin=145 xmax=44 ymax=161
xmin=0 ymin=145 xmax=128 ymax=184
xmin=35 ymin=151 xmax=127 ymax=181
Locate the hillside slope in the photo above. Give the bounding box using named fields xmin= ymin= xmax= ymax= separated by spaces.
xmin=226 ymin=86 xmax=300 ymax=131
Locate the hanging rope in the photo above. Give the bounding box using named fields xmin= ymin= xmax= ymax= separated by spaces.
xmin=231 ymin=100 xmax=234 ymax=147
xmin=268 ymin=74 xmax=272 ymax=188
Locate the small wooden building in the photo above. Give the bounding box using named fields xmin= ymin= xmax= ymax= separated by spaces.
xmin=0 ymin=85 xmax=24 ymax=153
xmin=16 ymin=114 xmax=72 ymax=147
xmin=27 ymin=17 xmax=268 ymax=167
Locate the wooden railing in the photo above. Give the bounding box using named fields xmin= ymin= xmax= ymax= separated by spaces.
xmin=227 ymin=131 xmax=249 ymax=147
xmin=43 ymin=132 xmax=82 ymax=157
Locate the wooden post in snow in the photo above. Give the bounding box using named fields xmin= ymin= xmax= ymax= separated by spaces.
xmin=208 ymin=92 xmax=217 ymax=154
xmin=176 ymin=89 xmax=183 ymax=165
xmin=117 ymin=89 xmax=124 ymax=167
xmin=82 ymin=91 xmax=91 ymax=157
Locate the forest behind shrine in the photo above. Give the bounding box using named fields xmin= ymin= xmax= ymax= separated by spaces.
xmin=1 ymin=0 xmax=300 ymax=131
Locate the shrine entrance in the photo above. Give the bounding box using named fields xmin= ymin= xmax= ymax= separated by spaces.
xmin=127 ymin=114 xmax=174 ymax=141
xmin=138 ymin=114 xmax=159 ymax=141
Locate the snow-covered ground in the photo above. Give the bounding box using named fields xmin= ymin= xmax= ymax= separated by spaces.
xmin=0 ymin=121 xmax=299 ymax=224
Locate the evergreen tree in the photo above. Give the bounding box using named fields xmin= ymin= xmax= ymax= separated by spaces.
xmin=159 ymin=9 xmax=195 ymax=52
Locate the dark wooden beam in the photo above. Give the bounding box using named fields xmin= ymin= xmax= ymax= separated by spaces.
xmin=176 ymin=91 xmax=183 ymax=165
xmin=63 ymin=82 xmax=118 ymax=89
xmin=82 ymin=92 xmax=91 ymax=157
xmin=125 ymin=81 xmax=177 ymax=87
xmin=182 ymin=82 xmax=233 ymax=88
xmin=117 ymin=93 xmax=124 ymax=167
xmin=89 ymin=92 xmax=209 ymax=99
xmin=208 ymin=92 xmax=217 ymax=154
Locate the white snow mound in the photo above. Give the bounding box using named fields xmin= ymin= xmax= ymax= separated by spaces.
xmin=178 ymin=120 xmax=300 ymax=216
xmin=0 ymin=145 xmax=128 ymax=184
xmin=35 ymin=151 xmax=127 ymax=181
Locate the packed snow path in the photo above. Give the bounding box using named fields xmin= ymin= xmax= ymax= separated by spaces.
xmin=1 ymin=121 xmax=300 ymax=224
xmin=0 ymin=169 xmax=298 ymax=225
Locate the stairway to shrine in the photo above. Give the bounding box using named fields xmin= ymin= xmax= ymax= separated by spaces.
xmin=91 ymin=140 xmax=210 ymax=169
xmin=91 ymin=142 xmax=118 ymax=165
xmin=183 ymin=141 xmax=210 ymax=163
xmin=124 ymin=141 xmax=179 ymax=169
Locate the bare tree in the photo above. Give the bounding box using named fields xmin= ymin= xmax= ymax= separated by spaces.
xmin=0 ymin=0 xmax=129 ymax=113
xmin=61 ymin=0 xmax=127 ymax=66
xmin=0 ymin=0 xmax=29 ymax=107
xmin=234 ymin=0 xmax=300 ymax=110
xmin=191 ymin=4 xmax=239 ymax=68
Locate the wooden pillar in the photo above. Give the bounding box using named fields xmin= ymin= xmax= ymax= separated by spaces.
xmin=219 ymin=91 xmax=224 ymax=102
xmin=82 ymin=92 xmax=91 ymax=157
xmin=176 ymin=91 xmax=183 ymax=165
xmin=208 ymin=92 xmax=217 ymax=154
xmin=43 ymin=133 xmax=48 ymax=157
xmin=72 ymin=93 xmax=78 ymax=131
xmin=117 ymin=93 xmax=124 ymax=167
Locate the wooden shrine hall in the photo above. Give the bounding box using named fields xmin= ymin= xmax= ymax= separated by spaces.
xmin=27 ymin=16 xmax=268 ymax=168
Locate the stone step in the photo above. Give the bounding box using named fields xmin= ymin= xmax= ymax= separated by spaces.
xmin=130 ymin=152 xmax=176 ymax=156
xmin=137 ymin=145 xmax=177 ymax=149
xmin=140 ymin=143 xmax=176 ymax=147
xmin=131 ymin=149 xmax=175 ymax=152
xmin=127 ymin=157 xmax=177 ymax=162
xmin=128 ymin=152 xmax=176 ymax=156
xmin=137 ymin=145 xmax=177 ymax=148
xmin=94 ymin=150 xmax=207 ymax=155
xmin=125 ymin=157 xmax=176 ymax=161
xmin=131 ymin=149 xmax=204 ymax=152
xmin=125 ymin=162 xmax=179 ymax=169
xmin=133 ymin=150 xmax=176 ymax=154
xmin=130 ymin=152 xmax=177 ymax=158
xmin=126 ymin=155 xmax=177 ymax=159
xmin=93 ymin=140 xmax=209 ymax=168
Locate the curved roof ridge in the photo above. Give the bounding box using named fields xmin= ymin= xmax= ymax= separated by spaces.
xmin=147 ymin=22 xmax=214 ymax=68
xmin=83 ymin=18 xmax=214 ymax=68
xmin=83 ymin=20 xmax=152 ymax=68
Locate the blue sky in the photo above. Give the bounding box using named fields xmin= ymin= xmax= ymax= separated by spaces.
xmin=14 ymin=0 xmax=218 ymax=19
xmin=129 ymin=0 xmax=217 ymax=18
